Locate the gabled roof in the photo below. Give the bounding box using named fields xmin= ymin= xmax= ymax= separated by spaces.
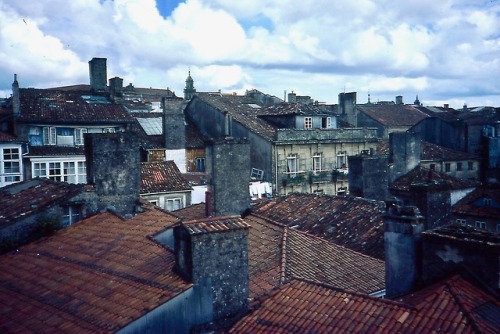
xmin=140 ymin=161 xmax=192 ymax=194
xmin=422 ymin=141 xmax=478 ymax=160
xmin=250 ymin=193 xmax=386 ymax=260
xmin=230 ymin=275 xmax=498 ymax=333
xmin=172 ymin=202 xmax=207 ymax=220
xmin=192 ymin=93 xmax=277 ymax=141
xmin=390 ymin=166 xmax=480 ymax=192
xmin=452 ymin=185 xmax=500 ymax=220
xmin=357 ymin=104 xmax=429 ymax=127
xmin=17 ymin=88 xmax=134 ymax=124
xmin=0 ymin=178 xmax=85 ymax=228
xmin=245 ymin=213 xmax=385 ymax=299
xmin=0 ymin=207 xmax=190 ymax=333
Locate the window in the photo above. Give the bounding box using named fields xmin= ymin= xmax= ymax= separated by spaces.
xmin=148 ymin=200 xmax=159 ymax=206
xmin=445 ymin=163 xmax=451 ymax=172
xmin=166 ymin=198 xmax=182 ymax=211
xmin=313 ymin=154 xmax=322 ymax=172
xmin=43 ymin=127 xmax=56 ymax=145
xmin=456 ymin=162 xmax=462 ymax=171
xmin=74 ymin=128 xmax=87 ymax=146
xmin=2 ymin=148 xmax=20 ymax=173
xmin=62 ymin=206 xmax=81 ymax=226
xmin=251 ymin=168 xmax=264 ymax=180
xmin=32 ymin=160 xmax=86 ymax=184
xmin=304 ymin=117 xmax=312 ymax=129
xmin=483 ymin=198 xmax=492 ymax=207
xmin=336 ymin=151 xmax=346 ymax=169
xmin=286 ymin=155 xmax=298 ymax=177
xmin=475 ymin=221 xmax=486 ymax=229
xmin=430 ymin=164 xmax=436 ymax=170
xmin=456 ymin=218 xmax=466 ymax=226
xmin=195 ymin=157 xmax=205 ymax=172
xmin=468 ymin=161 xmax=474 ymax=170
xmin=322 ymin=117 xmax=332 ymax=129
xmin=102 ymin=127 xmax=115 ymax=133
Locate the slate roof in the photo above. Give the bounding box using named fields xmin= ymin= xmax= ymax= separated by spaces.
xmin=245 ymin=213 xmax=385 ymax=299
xmin=377 ymin=139 xmax=479 ymax=161
xmin=451 ymin=185 xmax=500 ymax=221
xmin=140 ymin=161 xmax=192 ymax=194
xmin=422 ymin=223 xmax=500 ymax=247
xmin=0 ymin=178 xmax=85 ymax=228
xmin=17 ymin=88 xmax=134 ymax=124
xmin=0 ymin=207 xmax=190 ymax=333
xmin=249 ymin=193 xmax=386 ymax=260
xmin=259 ymin=103 xmax=332 ymax=116
xmin=357 ymin=104 xmax=429 ymax=127
xmin=25 ymin=145 xmax=86 ymax=157
xmin=390 ymin=166 xmax=480 ymax=192
xmin=229 ymin=275 xmax=499 ymax=333
xmin=192 ymin=93 xmax=277 ymax=141
xmin=0 ymin=131 xmax=23 ymax=143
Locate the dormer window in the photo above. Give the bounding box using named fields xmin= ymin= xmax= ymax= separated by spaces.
xmin=321 ymin=117 xmax=332 ymax=129
xmin=304 ymin=117 xmax=312 ymax=129
xmin=43 ymin=127 xmax=56 ymax=145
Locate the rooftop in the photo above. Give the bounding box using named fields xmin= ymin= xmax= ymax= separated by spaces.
xmin=140 ymin=161 xmax=192 ymax=194
xmin=0 ymin=207 xmax=190 ymax=333
xmin=357 ymin=104 xmax=429 ymax=127
xmin=452 ymin=185 xmax=500 ymax=220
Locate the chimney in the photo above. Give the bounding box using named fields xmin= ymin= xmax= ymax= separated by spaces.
xmin=395 ymin=95 xmax=403 ymax=105
xmin=174 ymin=216 xmax=250 ymax=320
xmin=384 ymin=205 xmax=424 ymax=298
xmin=109 ymin=77 xmax=123 ymax=101
xmin=409 ymin=181 xmax=451 ymax=230
xmin=288 ymin=91 xmax=297 ymax=103
xmin=12 ymin=74 xmax=20 ymax=116
xmin=88 ymin=57 xmax=107 ymax=92
xmin=389 ymin=132 xmax=421 ymax=182
xmin=348 ymin=154 xmax=389 ymax=201
xmin=205 ymin=138 xmax=250 ymax=216
xmin=162 ymin=98 xmax=187 ymax=172
xmin=84 ymin=132 xmax=140 ymax=216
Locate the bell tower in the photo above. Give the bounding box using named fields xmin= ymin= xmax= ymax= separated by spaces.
xmin=183 ymin=71 xmax=196 ymax=100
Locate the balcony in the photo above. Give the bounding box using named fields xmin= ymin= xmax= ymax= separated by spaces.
xmin=332 ymin=169 xmax=348 ymax=182
xmin=282 ymin=172 xmax=306 ymax=187
xmin=309 ymin=171 xmax=331 ymax=183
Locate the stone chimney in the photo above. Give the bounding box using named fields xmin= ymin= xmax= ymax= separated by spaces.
xmin=389 ymin=131 xmax=421 ymax=182
xmin=338 ymin=92 xmax=357 ymax=126
xmin=162 ymin=98 xmax=187 ymax=172
xmin=395 ymin=95 xmax=403 ymax=105
xmin=88 ymin=57 xmax=107 ymax=92
xmin=109 ymin=77 xmax=123 ymax=101
xmin=409 ymin=181 xmax=451 ymax=230
xmin=84 ymin=132 xmax=140 ymax=216
xmin=205 ymin=137 xmax=250 ymax=216
xmin=174 ymin=216 xmax=250 ymax=320
xmin=384 ymin=205 xmax=424 ymax=298
xmin=12 ymin=74 xmax=20 ymax=116
xmin=348 ymin=153 xmax=389 ymax=201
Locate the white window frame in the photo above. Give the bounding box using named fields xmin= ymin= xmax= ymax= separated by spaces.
xmin=322 ymin=117 xmax=332 ymax=129
xmin=336 ymin=151 xmax=347 ymax=169
xmin=286 ymin=154 xmax=298 ymax=177
xmin=475 ymin=221 xmax=486 ymax=229
xmin=74 ymin=128 xmax=88 ymax=146
xmin=251 ymin=168 xmax=264 ymax=180
xmin=63 ymin=206 xmax=81 ymax=226
xmin=31 ymin=158 xmax=86 ymax=184
xmin=1 ymin=146 xmax=23 ymax=187
xmin=166 ymin=198 xmax=182 ymax=211
xmin=304 ymin=117 xmax=312 ymax=129
xmin=43 ymin=127 xmax=57 ymax=145
xmin=313 ymin=153 xmax=322 ymax=172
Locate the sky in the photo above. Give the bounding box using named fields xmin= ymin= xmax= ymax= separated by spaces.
xmin=0 ymin=0 xmax=499 ymax=108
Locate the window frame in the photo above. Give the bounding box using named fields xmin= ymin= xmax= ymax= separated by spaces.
xmin=475 ymin=221 xmax=486 ymax=229
xmin=304 ymin=117 xmax=312 ymax=129
xmin=166 ymin=198 xmax=182 ymax=211
xmin=312 ymin=153 xmax=322 ymax=172
xmin=74 ymin=128 xmax=88 ymax=146
xmin=286 ymin=154 xmax=298 ymax=177
xmin=43 ymin=127 xmax=57 ymax=145
xmin=62 ymin=206 xmax=81 ymax=226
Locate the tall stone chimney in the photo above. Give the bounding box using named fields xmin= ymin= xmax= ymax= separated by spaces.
xmin=162 ymin=97 xmax=187 ymax=172
xmin=174 ymin=216 xmax=250 ymax=320
xmin=84 ymin=132 xmax=140 ymax=216
xmin=109 ymin=76 xmax=123 ymax=101
xmin=12 ymin=74 xmax=20 ymax=116
xmin=395 ymin=95 xmax=403 ymax=105
xmin=389 ymin=131 xmax=421 ymax=182
xmin=409 ymin=181 xmax=451 ymax=230
xmin=384 ymin=205 xmax=424 ymax=298
xmin=348 ymin=152 xmax=389 ymax=201
xmin=338 ymin=92 xmax=357 ymax=126
xmin=205 ymin=137 xmax=250 ymax=216
xmin=88 ymin=57 xmax=107 ymax=92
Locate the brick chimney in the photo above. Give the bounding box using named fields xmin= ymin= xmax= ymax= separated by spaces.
xmin=384 ymin=205 xmax=424 ymax=298
xmin=174 ymin=216 xmax=250 ymax=320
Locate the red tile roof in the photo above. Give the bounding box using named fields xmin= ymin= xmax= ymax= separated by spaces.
xmin=172 ymin=202 xmax=207 ymax=220
xmin=140 ymin=161 xmax=192 ymax=194
xmin=182 ymin=215 xmax=250 ymax=235
xmin=451 ymin=185 xmax=500 ymax=220
xmin=421 ymin=141 xmax=478 ymax=160
xmin=245 ymin=214 xmax=385 ymax=298
xmin=0 ymin=178 xmax=85 ymax=228
xmin=230 ymin=275 xmax=498 ymax=333
xmin=250 ymin=193 xmax=386 ymax=260
xmin=0 ymin=207 xmax=190 ymax=333
xmin=390 ymin=166 xmax=480 ymax=192
xmin=357 ymin=104 xmax=429 ymax=127
xmin=18 ymin=88 xmax=134 ymax=124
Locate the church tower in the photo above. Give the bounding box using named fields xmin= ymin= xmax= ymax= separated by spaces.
xmin=183 ymin=71 xmax=196 ymax=100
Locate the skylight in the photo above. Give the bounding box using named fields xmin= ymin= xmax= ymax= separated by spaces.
xmin=137 ymin=117 xmax=163 ymax=135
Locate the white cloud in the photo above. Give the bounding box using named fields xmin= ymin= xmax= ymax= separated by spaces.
xmin=0 ymin=0 xmax=498 ymax=108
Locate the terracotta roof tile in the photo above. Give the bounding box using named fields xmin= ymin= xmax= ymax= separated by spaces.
xmin=182 ymin=215 xmax=250 ymax=235
xmin=451 ymin=185 xmax=500 ymax=220
xmin=357 ymin=104 xmax=429 ymax=127
xmin=250 ymin=193 xmax=386 ymax=260
xmin=18 ymin=88 xmax=134 ymax=124
xmin=0 ymin=178 xmax=85 ymax=228
xmin=0 ymin=207 xmax=190 ymax=333
xmin=140 ymin=160 xmax=191 ymax=194
xmin=172 ymin=202 xmax=207 ymax=220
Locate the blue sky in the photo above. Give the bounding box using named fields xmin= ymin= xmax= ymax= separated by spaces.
xmin=0 ymin=0 xmax=499 ymax=108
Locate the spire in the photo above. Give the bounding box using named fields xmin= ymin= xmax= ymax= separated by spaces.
xmin=414 ymin=95 xmax=420 ymax=106
xmin=183 ymin=70 xmax=196 ymax=100
xmin=368 ymin=90 xmax=371 ymax=104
